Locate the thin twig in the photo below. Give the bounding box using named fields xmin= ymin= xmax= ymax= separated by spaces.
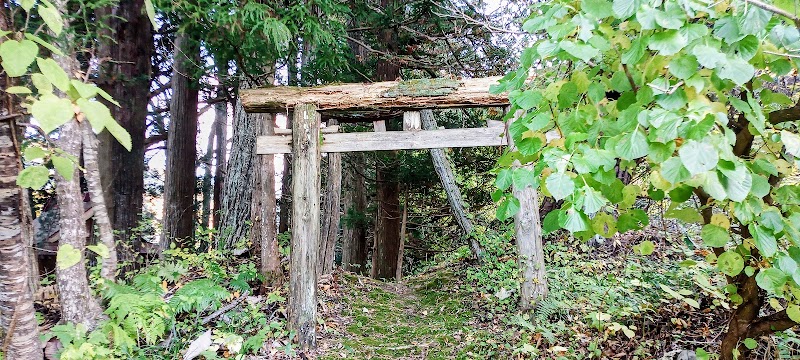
xmin=201 ymin=291 xmax=249 ymax=325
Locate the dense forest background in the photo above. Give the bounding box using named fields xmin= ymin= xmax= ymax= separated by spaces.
xmin=2 ymin=0 xmax=800 ymax=359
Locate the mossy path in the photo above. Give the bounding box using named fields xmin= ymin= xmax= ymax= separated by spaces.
xmin=315 ymin=266 xmax=502 ymax=359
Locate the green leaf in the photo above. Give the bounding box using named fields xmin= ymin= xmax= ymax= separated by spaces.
xmin=679 ymin=140 xmax=718 ymax=175
xmin=36 ymin=57 xmax=70 ymax=92
xmin=518 ymin=136 xmax=544 ymax=156
xmin=23 ymin=146 xmax=46 ymax=161
xmin=669 ymin=56 xmax=698 ymax=80
xmin=545 ymin=172 xmax=575 ymax=201
xmin=31 ymin=73 xmax=52 ymax=94
xmin=51 ymin=155 xmax=74 ymax=181
xmin=21 ymin=0 xmax=35 ymax=12
xmin=144 ymin=0 xmax=159 ymax=29
xmin=543 ymin=209 xmax=563 ymax=234
xmin=692 ymin=45 xmax=726 ymax=69
xmin=560 ymin=41 xmax=599 ymax=62
xmin=70 ymin=80 xmax=99 ymax=99
xmin=618 ymin=209 xmax=649 ymax=232
xmin=660 ymin=157 xmax=691 ymax=184
xmin=512 ymin=167 xmax=538 ymax=189
xmin=591 ymin=212 xmax=617 ymax=237
xmin=496 ymin=168 xmax=513 ymax=190
xmin=87 ymin=243 xmax=110 ymax=259
xmin=582 ymin=0 xmax=613 ymax=18
xmin=96 ymin=87 xmax=121 ymax=107
xmin=31 ymin=94 xmax=74 ymax=133
xmin=563 ymin=207 xmax=589 ymax=232
xmin=717 ymin=251 xmax=744 ymax=276
xmin=621 ymin=37 xmax=646 ymax=65
xmin=581 ymin=186 xmax=607 ymax=215
xmin=56 ymin=244 xmax=82 ymax=270
xmin=788 ymin=304 xmax=800 ymax=323
xmin=648 ymin=30 xmax=687 ymax=56
xmin=612 ymin=0 xmax=637 ymax=19
xmin=755 ymin=268 xmax=788 ymax=292
xmin=614 ymin=129 xmax=649 ymax=160
xmin=634 ymin=240 xmax=655 ymax=255
xmin=16 ymin=165 xmax=49 ymax=189
xmin=514 ymin=90 xmax=542 ymax=110
xmin=718 ymin=57 xmax=755 ymax=86
xmin=0 ymin=39 xmax=38 ymax=77
xmin=6 ymin=86 xmax=31 ymax=94
xmin=739 ymin=7 xmax=771 ymax=35
xmin=782 ymin=130 xmax=800 ymax=157
xmin=496 ymin=197 xmax=520 ymax=220
xmin=743 ymin=338 xmax=757 ymax=350
xmin=76 ymin=98 xmax=114 ymax=132
xmin=38 ymin=3 xmax=64 ymax=36
xmin=751 ymin=224 xmax=778 ymax=258
xmin=719 ymin=165 xmax=752 ymax=202
xmin=701 ymin=224 xmax=730 ymax=247
xmin=23 ymin=33 xmax=63 ymax=56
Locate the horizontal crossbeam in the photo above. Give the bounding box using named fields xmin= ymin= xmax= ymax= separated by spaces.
xmin=241 ymin=77 xmax=508 ymax=113
xmin=256 ymin=127 xmax=509 ymax=154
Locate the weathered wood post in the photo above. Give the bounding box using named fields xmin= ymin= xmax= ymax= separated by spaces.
xmin=289 ymin=103 xmax=321 ymax=350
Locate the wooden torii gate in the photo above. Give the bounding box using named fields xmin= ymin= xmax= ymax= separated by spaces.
xmin=240 ymin=77 xmax=541 ymax=349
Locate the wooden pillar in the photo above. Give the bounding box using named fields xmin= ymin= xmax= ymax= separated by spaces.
xmin=289 ymin=103 xmax=321 ymax=350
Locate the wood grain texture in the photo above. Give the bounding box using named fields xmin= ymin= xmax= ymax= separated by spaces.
xmin=256 ymin=127 xmax=508 ymax=154
xmin=241 ymin=77 xmax=507 ymax=113
xmin=288 ymin=104 xmax=321 ymax=350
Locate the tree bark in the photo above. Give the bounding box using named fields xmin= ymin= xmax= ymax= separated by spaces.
xmin=288 ymin=104 xmax=320 ymax=351
xmin=341 ymin=153 xmax=368 ymax=274
xmin=95 ymin=0 xmax=151 ymax=264
xmin=54 ymin=121 xmax=104 ymax=328
xmin=212 ymin=101 xmax=227 ymax=230
xmin=52 ymin=0 xmax=103 ymax=327
xmin=81 ymin=121 xmax=118 ymax=280
xmin=512 ymin=163 xmax=547 ymax=310
xmin=318 ymin=121 xmax=342 ymax=278
xmin=371 ymin=162 xmax=401 ymax=280
xmin=219 ymin=79 xmax=268 ymax=249
xmin=0 ymin=19 xmax=42 ymax=354
xmin=201 ymin=125 xmax=216 ymax=228
xmin=252 ymin=113 xmax=282 ymax=285
xmin=278 ymin=120 xmax=292 ymax=234
xmin=163 ymin=32 xmax=198 ymax=249
xmin=420 ymin=110 xmax=483 ymax=259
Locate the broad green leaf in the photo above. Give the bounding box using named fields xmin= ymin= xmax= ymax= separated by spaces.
xmin=618 ymin=209 xmax=649 ymax=232
xmin=543 ymin=209 xmax=563 ymax=234
xmin=581 ymin=185 xmax=607 ymax=214
xmin=56 ymin=244 xmax=82 ymax=270
xmin=591 ymin=212 xmax=617 ymax=237
xmin=669 ymin=56 xmax=698 ymax=80
xmin=717 ymin=251 xmax=744 ymax=276
xmin=70 ymin=80 xmax=99 ymax=99
xmin=582 ymin=0 xmax=613 ymax=18
xmin=755 ymin=268 xmax=788 ymax=292
xmin=665 ymin=207 xmax=703 ymax=223
xmin=0 ymin=39 xmax=38 ymax=77
xmin=615 ymin=129 xmax=648 ymax=160
xmin=743 ymin=338 xmax=757 ymax=350
xmin=144 ymin=0 xmax=159 ymax=29
xmin=717 ymin=57 xmax=755 ymax=86
xmin=512 ymin=167 xmax=538 ymax=189
xmin=788 ymin=304 xmax=800 ymax=323
xmin=563 ymin=207 xmax=589 ymax=232
xmin=719 ymin=165 xmax=752 ymax=202
xmin=545 ymin=172 xmax=575 ymax=201
xmin=751 ymin=224 xmax=778 ymax=258
xmin=782 ymin=130 xmax=800 ymax=157
xmin=692 ymin=45 xmax=725 ymax=69
xmin=21 ymin=0 xmax=35 ymax=11
xmin=560 ymin=41 xmax=599 ymax=62
xmin=514 ymin=90 xmax=542 ymax=110
xmin=23 ymin=146 xmax=46 ymax=160
xmin=6 ymin=86 xmax=31 ymax=94
xmin=612 ymin=0 xmax=637 ymax=19
xmin=621 ymin=37 xmax=646 ymax=65
xmin=660 ymin=157 xmax=691 ymax=184
xmin=701 ymin=224 xmax=730 ymax=247
xmin=739 ymin=7 xmax=771 ymax=35
xmin=51 ymin=155 xmax=74 ymax=181
xmin=496 ymin=197 xmax=520 ymax=220
xmin=679 ymin=140 xmax=718 ymax=175
xmin=648 ymin=30 xmax=687 ymax=56
xmin=38 ymin=3 xmax=64 ymax=36
xmin=31 ymin=73 xmax=52 ymax=94
xmin=517 ymin=136 xmax=544 ymax=156
xmin=634 ymin=240 xmax=655 ymax=255
xmin=87 ymin=243 xmax=110 ymax=259
xmin=36 ymin=57 xmax=70 ymax=92
xmin=31 ymin=94 xmax=74 ymax=133
xmin=495 ymin=168 xmax=513 ymax=190
xmin=77 ymin=98 xmax=114 ymax=132
xmin=16 ymin=165 xmax=49 ymax=189
xmin=96 ymin=87 xmax=121 ymax=107
xmin=24 ymin=33 xmax=63 ymax=56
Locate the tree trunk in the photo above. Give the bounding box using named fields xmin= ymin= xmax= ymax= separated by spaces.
xmin=54 ymin=121 xmax=104 ymax=328
xmin=512 ymin=163 xmax=548 ymax=310
xmin=0 ymin=20 xmax=42 ymax=354
xmin=252 ymin=113 xmax=282 ymax=285
xmin=212 ymin=101 xmax=227 ymax=230
xmin=318 ymin=130 xmax=342 ymax=278
xmin=52 ymin=1 xmax=103 ymax=327
xmin=278 ymin=121 xmax=292 ymax=234
xmin=371 ymin=162 xmax=401 ymax=280
xmin=341 ymin=153 xmax=368 ymax=274
xmin=81 ymin=121 xmax=118 ymax=280
xmin=288 ymin=104 xmax=320 ymax=351
xmin=95 ymin=0 xmax=151 ymax=264
xmin=163 ymin=32 xmax=198 ymax=249
xmin=201 ymin=125 xmax=216 ymax=228
xmin=396 ymin=198 xmax=407 ymax=281
xmin=219 ymin=74 xmax=274 ymax=249
xmin=420 ymin=110 xmax=483 ymax=259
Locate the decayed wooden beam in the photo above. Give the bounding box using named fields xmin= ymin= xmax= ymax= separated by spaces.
xmin=403 ymin=111 xmax=421 ymax=131
xmin=273 ymin=125 xmax=339 ymax=135
xmin=256 ymin=127 xmax=508 ymax=154
xmin=288 ymin=103 xmax=321 ymax=350
xmin=241 ymin=76 xmax=507 ymax=113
